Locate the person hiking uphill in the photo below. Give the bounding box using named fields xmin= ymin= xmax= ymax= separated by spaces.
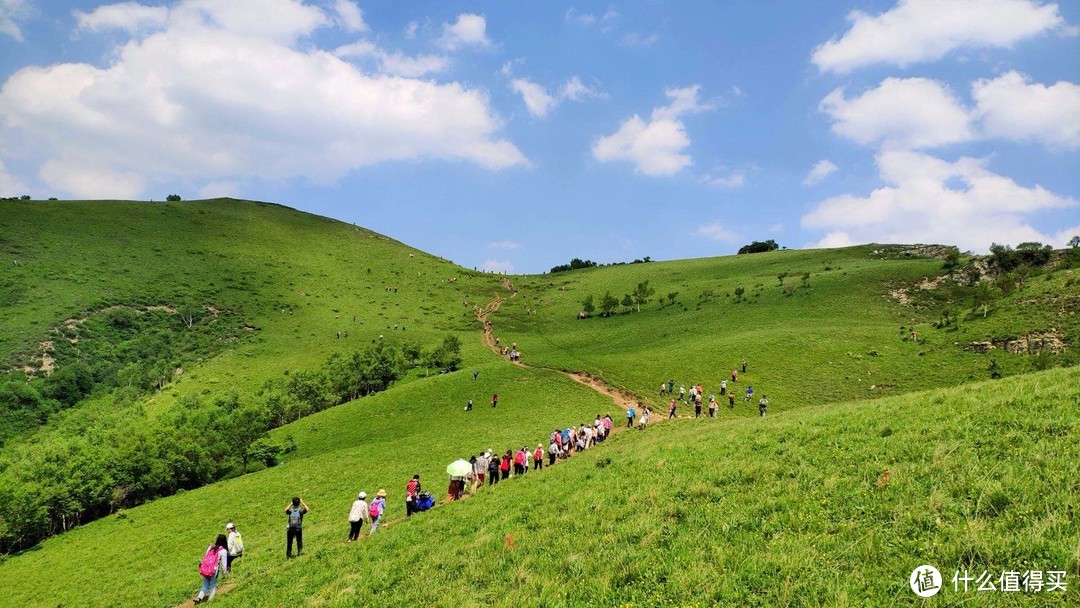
xmin=347 ymin=492 xmax=370 ymax=542
xmin=225 ymin=523 xmax=243 ymax=571
xmin=406 ymin=474 xmax=421 ymax=517
xmin=627 ymin=405 xmax=636 ymax=428
xmin=193 ymin=534 xmax=228 ymax=604
xmin=669 ymin=399 xmax=677 ymax=419
xmin=728 ymin=391 xmax=736 ymax=409
xmin=285 ymin=497 xmax=309 ymax=558
xmin=368 ymin=490 xmax=387 ymax=535
xmin=759 ymin=394 xmax=769 ymax=417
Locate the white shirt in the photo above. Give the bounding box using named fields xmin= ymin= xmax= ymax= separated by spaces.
xmin=349 ymin=499 xmax=369 ymax=522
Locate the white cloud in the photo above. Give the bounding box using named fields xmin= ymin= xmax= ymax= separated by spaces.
xmin=198 ymin=180 xmax=239 ymax=198
xmin=510 ymin=79 xmax=556 ymax=117
xmin=820 ymin=78 xmax=972 ymax=149
xmin=509 ymin=76 xmax=603 ymax=118
xmin=333 ymin=0 xmax=365 ymax=33
xmin=769 ymin=223 xmax=784 ymax=233
xmin=807 ymin=231 xmax=854 ymax=249
xmin=74 ymin=2 xmax=168 ymax=33
xmin=487 ymin=240 xmax=520 ymax=250
xmin=566 ymin=8 xmax=617 ymax=30
xmin=479 ymin=258 xmax=514 ymax=273
xmin=593 ymin=86 xmax=712 ymax=177
xmin=438 ymin=13 xmax=490 ymax=51
xmin=812 ymin=0 xmax=1071 ymax=73
xmin=803 ymin=159 xmax=839 ymax=185
xmin=695 ymin=222 xmax=740 ymax=243
xmin=621 ymin=32 xmax=658 ymax=47
xmin=403 ymin=20 xmax=417 ymax=39
xmin=801 ymin=150 xmax=1076 ymax=252
xmin=0 ymin=159 xmax=27 ymax=196
xmin=0 ymin=0 xmax=525 ymax=199
xmin=335 ymin=41 xmax=448 ymax=77
xmin=0 ymin=0 xmax=32 ymax=41
xmin=701 ymin=168 xmax=746 ymax=188
xmin=972 ymin=70 xmax=1080 ymax=148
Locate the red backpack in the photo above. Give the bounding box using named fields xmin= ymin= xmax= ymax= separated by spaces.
xmin=198 ymin=546 xmax=220 ymax=576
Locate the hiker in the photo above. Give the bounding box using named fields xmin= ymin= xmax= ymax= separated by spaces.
xmin=500 ymin=451 xmax=512 ymax=479
xmin=745 ymin=385 xmax=754 ymax=402
xmin=627 ymin=405 xmax=636 ymax=428
xmin=448 ymin=474 xmax=464 ymax=501
xmin=473 ymin=452 xmax=488 ymax=492
xmin=285 ymin=496 xmax=309 ymax=558
xmin=193 ymin=534 xmax=228 ymax=604
xmin=679 ymin=385 xmax=686 ymax=401
xmin=473 ymin=370 xmax=479 ymax=380
xmin=720 ymin=379 xmax=727 ymax=395
xmin=668 ymin=379 xmax=675 ymax=393
xmin=368 ymin=490 xmax=387 ymax=534
xmin=759 ymin=395 xmax=769 ymax=417
xmin=638 ymin=407 xmax=650 ymax=429
xmin=347 ymin=492 xmax=369 ymax=542
xmin=513 ymin=448 xmax=526 ymax=476
xmin=659 ymin=382 xmax=667 ymax=396
xmin=533 ymin=444 xmax=544 ymax=470
xmin=488 ymin=450 xmax=500 ymax=485
xmin=603 ymin=414 xmax=613 ymax=438
xmin=669 ymin=399 xmax=677 ymax=419
xmin=728 ymin=392 xmax=736 ymax=409
xmin=741 ymin=358 xmax=747 ymax=373
xmin=405 ymin=475 xmax=421 ymax=517
xmin=465 ymin=399 xmax=473 ymax=411
xmin=731 ymin=369 xmax=738 ymax=383
xmin=492 ymin=393 xmax=498 ymax=408
xmin=708 ymin=395 xmax=717 ymax=418
xmin=548 ymin=440 xmax=558 ymax=465
xmin=225 ymin=523 xmax=243 ymax=571
xmin=695 ymin=396 xmax=702 ymax=418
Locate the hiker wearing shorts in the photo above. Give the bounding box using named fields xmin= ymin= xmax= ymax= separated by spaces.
xmin=284 ymin=497 xmax=309 ymax=558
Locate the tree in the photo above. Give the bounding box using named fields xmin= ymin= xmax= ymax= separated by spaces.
xmin=1069 ymin=235 xmax=1080 ymax=248
xmin=620 ymin=293 xmax=634 ymax=312
xmin=733 ymin=287 xmax=745 ymax=302
xmin=942 ymin=248 xmax=961 ymax=272
xmin=801 ymin=272 xmax=810 ymax=287
xmin=227 ymin=405 xmax=270 ymax=473
xmin=581 ymin=294 xmax=595 ymax=317
xmin=971 ymin=281 xmax=998 ymax=318
xmin=667 ymin=292 xmax=678 ymax=306
xmin=166 ymin=194 xmax=181 ymax=202
xmin=177 ymin=302 xmax=200 ymax=329
xmin=777 ymin=271 xmax=788 ymax=286
xmin=699 ymin=289 xmax=715 ymax=303
xmin=737 ymin=240 xmax=779 ymax=255
xmin=550 ymin=258 xmax=598 ymax=273
xmin=632 ymin=280 xmax=655 ymax=312
xmin=600 ymin=291 xmax=619 ymax=316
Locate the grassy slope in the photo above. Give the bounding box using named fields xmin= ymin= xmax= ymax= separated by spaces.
xmin=209 ymin=366 xmax=1079 ymax=607
xmin=492 ymin=247 xmax=1076 ymax=412
xmin=0 ymin=362 xmax=612 ymax=607
xmin=0 ymin=198 xmax=499 ymax=429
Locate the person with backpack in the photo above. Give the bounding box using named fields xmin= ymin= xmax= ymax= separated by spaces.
xmin=742 ymin=358 xmax=747 ymax=373
xmin=500 ymin=451 xmax=512 ymax=479
xmin=533 ymin=443 xmax=544 ymax=470
xmin=694 ymin=396 xmax=702 ymax=418
xmin=347 ymin=492 xmax=369 ymax=542
xmin=473 ymin=452 xmax=488 ymax=493
xmin=708 ymin=395 xmax=717 ymax=418
xmin=487 ymin=450 xmax=500 ymax=485
xmin=285 ymin=497 xmax=309 ymax=558
xmin=758 ymin=394 xmax=769 ymax=417
xmin=548 ymin=440 xmax=558 ymax=465
xmin=405 ymin=474 xmax=421 ymax=517
xmin=368 ymin=490 xmax=387 ymax=535
xmin=728 ymin=391 xmax=736 ymax=409
xmin=638 ymin=406 xmax=650 ymax=429
xmin=491 ymin=393 xmax=498 ymax=408
xmin=745 ymin=385 xmax=754 ymax=402
xmin=225 ymin=523 xmax=243 ymax=571
xmin=627 ymin=405 xmax=636 ymax=428
xmin=668 ymin=399 xmax=677 ymax=419
xmin=193 ymin=534 xmax=228 ymax=604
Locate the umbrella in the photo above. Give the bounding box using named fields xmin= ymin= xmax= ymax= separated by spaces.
xmin=446 ymin=459 xmax=471 ymax=477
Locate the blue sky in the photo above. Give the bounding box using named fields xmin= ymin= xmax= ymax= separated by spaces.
xmin=1 ymin=0 xmax=1078 ymax=273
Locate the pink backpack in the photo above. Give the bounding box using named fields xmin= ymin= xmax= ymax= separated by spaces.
xmin=199 ymin=546 xmax=220 ymax=576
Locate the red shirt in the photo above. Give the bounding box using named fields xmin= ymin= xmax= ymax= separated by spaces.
xmin=500 ymin=457 xmax=510 ymax=471
xmin=406 ymin=479 xmax=419 ymax=497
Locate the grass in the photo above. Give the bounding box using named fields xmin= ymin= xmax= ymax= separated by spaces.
xmin=490 ymin=247 xmax=1079 ymax=413
xmin=183 ymin=367 xmax=1080 ymax=607
xmin=0 ymin=363 xmax=612 ymax=607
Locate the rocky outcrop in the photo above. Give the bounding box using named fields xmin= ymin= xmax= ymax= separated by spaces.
xmin=965 ymin=330 xmax=1068 ymax=355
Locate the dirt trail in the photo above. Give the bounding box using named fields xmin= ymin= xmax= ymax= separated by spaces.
xmin=175 ymin=582 xmax=236 ymax=607
xmin=476 ymin=289 xmax=651 ymax=418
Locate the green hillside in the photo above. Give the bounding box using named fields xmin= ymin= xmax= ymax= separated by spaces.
xmin=0 ymin=201 xmax=1075 ymax=607
xmin=490 ymin=246 xmax=1078 ymax=411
